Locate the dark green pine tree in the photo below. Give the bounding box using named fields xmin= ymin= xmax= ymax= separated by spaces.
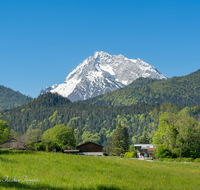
xmin=139 ymin=134 xmax=150 ymax=144
xmin=111 ymin=122 xmax=130 ymax=156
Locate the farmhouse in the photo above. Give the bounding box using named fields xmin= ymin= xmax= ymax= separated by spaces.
xmin=64 ymin=141 xmax=103 ymax=156
xmin=134 ymin=144 xmax=154 ymax=158
xmin=0 ymin=138 xmax=26 ymax=150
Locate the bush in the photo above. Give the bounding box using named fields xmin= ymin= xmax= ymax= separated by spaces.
xmin=124 ymin=152 xmax=137 ymax=158
xmin=120 ymin=154 xmax=124 ymax=158
xmin=25 ymin=142 xmax=35 ymax=150
xmin=194 ymin=158 xmax=200 ymax=163
xmin=153 ymin=145 xmax=171 ymax=158
xmin=103 ymin=151 xmax=108 ymax=156
xmin=181 ymin=157 xmax=194 ymax=162
xmin=34 ymin=143 xmax=45 ymax=151
xmin=158 ymin=157 xmax=194 ymax=162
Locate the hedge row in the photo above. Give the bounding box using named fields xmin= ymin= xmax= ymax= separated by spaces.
xmin=124 ymin=152 xmax=137 ymax=158
xmin=158 ymin=157 xmax=200 ymax=163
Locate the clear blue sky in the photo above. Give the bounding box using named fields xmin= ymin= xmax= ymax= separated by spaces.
xmin=0 ymin=0 xmax=200 ymax=98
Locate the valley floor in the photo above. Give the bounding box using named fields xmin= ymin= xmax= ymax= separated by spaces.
xmin=0 ymin=150 xmax=199 ymax=190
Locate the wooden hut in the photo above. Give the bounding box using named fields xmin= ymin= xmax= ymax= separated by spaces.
xmin=0 ymin=138 xmax=26 ymax=150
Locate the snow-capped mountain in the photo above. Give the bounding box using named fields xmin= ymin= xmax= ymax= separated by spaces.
xmin=40 ymin=51 xmax=167 ymax=101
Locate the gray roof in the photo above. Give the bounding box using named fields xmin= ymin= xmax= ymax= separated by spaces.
xmin=134 ymin=144 xmax=154 ymax=149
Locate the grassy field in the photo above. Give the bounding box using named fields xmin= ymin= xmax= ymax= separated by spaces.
xmin=0 ymin=150 xmax=200 ymax=190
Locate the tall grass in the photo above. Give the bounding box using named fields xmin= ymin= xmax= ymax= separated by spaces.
xmin=0 ymin=150 xmax=200 ymax=189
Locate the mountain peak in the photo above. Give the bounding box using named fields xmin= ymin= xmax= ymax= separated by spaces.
xmin=93 ymin=51 xmax=111 ymax=59
xmin=40 ymin=52 xmax=167 ymax=101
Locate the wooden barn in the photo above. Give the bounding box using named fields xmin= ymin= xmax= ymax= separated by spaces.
xmin=0 ymin=138 xmax=26 ymax=150
xmin=63 ymin=142 xmax=103 ymax=156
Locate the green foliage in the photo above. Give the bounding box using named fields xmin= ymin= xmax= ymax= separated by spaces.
xmin=153 ymin=145 xmax=171 ymax=158
xmin=194 ymin=158 xmax=200 ymax=163
xmin=0 ymin=92 xmax=170 ymax=149
xmin=0 ymin=120 xmax=11 ymax=142
xmin=42 ymin=124 xmax=76 ymax=151
xmin=84 ymin=70 xmax=200 ymax=107
xmin=124 ymin=152 xmax=137 ymax=158
xmin=129 ymin=145 xmax=135 ymax=152
xmin=1 ymin=92 xmax=200 ymax=152
xmin=81 ymin=131 xmax=100 ymax=144
xmin=153 ymin=110 xmax=200 ymax=158
xmin=139 ymin=134 xmax=150 ymax=144
xmin=10 ymin=129 xmax=20 ymax=138
xmin=158 ymin=157 xmax=194 ymax=162
xmin=34 ymin=143 xmax=45 ymax=151
xmin=0 ymin=85 xmax=32 ymax=110
xmin=111 ymin=122 xmax=130 ymax=155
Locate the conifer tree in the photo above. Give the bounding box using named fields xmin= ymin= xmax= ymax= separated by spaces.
xmin=139 ymin=134 xmax=150 ymax=144
xmin=111 ymin=122 xmax=129 ymax=155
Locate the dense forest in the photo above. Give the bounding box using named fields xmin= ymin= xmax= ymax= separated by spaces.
xmin=1 ymin=92 xmax=200 ymax=150
xmin=0 ymin=85 xmax=32 ymax=110
xmin=84 ymin=69 xmax=200 ymax=107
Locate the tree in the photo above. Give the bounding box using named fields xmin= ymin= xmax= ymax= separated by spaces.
xmin=129 ymin=145 xmax=135 ymax=152
xmin=10 ymin=129 xmax=20 ymax=138
xmin=152 ymin=111 xmax=200 ymax=158
xmin=0 ymin=120 xmax=11 ymax=142
xmin=139 ymin=134 xmax=150 ymax=144
xmin=111 ymin=122 xmax=130 ymax=156
xmin=42 ymin=124 xmax=76 ymax=151
xmin=81 ymin=131 xmax=100 ymax=144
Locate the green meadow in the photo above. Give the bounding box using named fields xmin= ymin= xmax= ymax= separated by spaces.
xmin=0 ymin=150 xmax=200 ymax=190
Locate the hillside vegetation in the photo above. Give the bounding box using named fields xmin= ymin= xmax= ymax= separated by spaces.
xmin=1 ymin=93 xmax=200 ymax=150
xmin=84 ymin=69 xmax=200 ymax=107
xmin=0 ymin=85 xmax=32 ymax=110
xmin=0 ymin=150 xmax=200 ymax=190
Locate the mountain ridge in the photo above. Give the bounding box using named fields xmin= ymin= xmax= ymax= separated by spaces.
xmin=40 ymin=51 xmax=167 ymax=101
xmin=0 ymin=85 xmax=32 ymax=110
xmin=83 ymin=69 xmax=200 ymax=107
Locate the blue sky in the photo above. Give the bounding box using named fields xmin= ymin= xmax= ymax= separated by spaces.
xmin=0 ymin=0 xmax=200 ymax=98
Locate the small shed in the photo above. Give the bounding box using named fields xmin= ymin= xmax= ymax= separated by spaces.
xmin=0 ymin=138 xmax=26 ymax=150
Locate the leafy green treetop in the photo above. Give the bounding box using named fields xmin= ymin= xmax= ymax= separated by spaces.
xmin=0 ymin=120 xmax=11 ymax=142
xmin=42 ymin=124 xmax=76 ymax=151
xmin=152 ymin=111 xmax=200 ymax=158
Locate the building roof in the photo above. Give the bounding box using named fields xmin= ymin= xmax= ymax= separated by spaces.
xmin=0 ymin=138 xmax=25 ymax=145
xmin=134 ymin=144 xmax=154 ymax=149
xmin=147 ymin=148 xmax=156 ymax=152
xmin=76 ymin=141 xmax=103 ymax=149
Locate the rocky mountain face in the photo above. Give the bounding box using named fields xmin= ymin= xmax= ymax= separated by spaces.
xmin=40 ymin=51 xmax=167 ymax=101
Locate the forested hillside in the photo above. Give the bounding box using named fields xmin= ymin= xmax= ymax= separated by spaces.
xmin=0 ymin=85 xmax=32 ymax=110
xmin=1 ymin=92 xmax=199 ymax=150
xmin=84 ymin=69 xmax=200 ymax=107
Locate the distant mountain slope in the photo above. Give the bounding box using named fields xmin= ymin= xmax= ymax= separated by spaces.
xmin=40 ymin=51 xmax=166 ymax=101
xmin=83 ymin=69 xmax=200 ymax=107
xmin=0 ymin=92 xmax=178 ymax=147
xmin=0 ymin=85 xmax=32 ymax=110
xmin=2 ymin=92 xmax=199 ymax=148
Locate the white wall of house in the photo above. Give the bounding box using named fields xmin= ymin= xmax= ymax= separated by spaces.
xmin=78 ymin=152 xmax=103 ymax=156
